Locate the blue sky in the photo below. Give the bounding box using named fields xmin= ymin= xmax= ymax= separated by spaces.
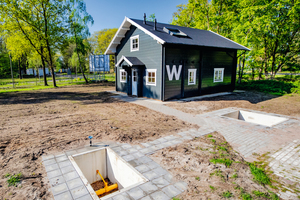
xmin=84 ymin=0 xmax=188 ymax=35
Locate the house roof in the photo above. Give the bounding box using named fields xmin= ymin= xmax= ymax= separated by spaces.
xmin=115 ymin=56 xmax=145 ymax=67
xmin=105 ymin=17 xmax=250 ymax=55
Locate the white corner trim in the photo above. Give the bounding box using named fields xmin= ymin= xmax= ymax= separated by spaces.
xmin=115 ymin=55 xmax=133 ymax=67
xmin=146 ymin=69 xmax=157 ymax=86
xmin=105 ymin=17 xmax=128 ymax=55
xmin=208 ymin=30 xmax=251 ymax=51
xmin=126 ymin=18 xmax=165 ymax=45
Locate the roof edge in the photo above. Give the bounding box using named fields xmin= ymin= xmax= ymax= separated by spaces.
xmin=208 ymin=30 xmax=251 ymax=51
xmin=115 ymin=55 xmax=133 ymax=67
xmin=105 ymin=17 xmax=166 ymax=55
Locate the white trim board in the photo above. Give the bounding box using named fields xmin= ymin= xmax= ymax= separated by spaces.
xmin=116 ymin=55 xmax=133 ymax=67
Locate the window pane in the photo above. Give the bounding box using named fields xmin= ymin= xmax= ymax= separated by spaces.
xmin=148 ymin=77 xmax=151 ymax=82
xmin=151 ymin=78 xmax=155 ymax=83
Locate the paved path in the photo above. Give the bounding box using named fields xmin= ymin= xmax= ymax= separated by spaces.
xmin=111 ymin=92 xmax=300 ymax=199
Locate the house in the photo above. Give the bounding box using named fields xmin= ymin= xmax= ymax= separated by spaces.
xmin=105 ymin=16 xmax=250 ymax=101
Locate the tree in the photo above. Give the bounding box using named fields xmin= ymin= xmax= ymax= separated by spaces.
xmin=68 ymin=0 xmax=94 ymax=84
xmin=148 ymin=13 xmax=156 ymax=22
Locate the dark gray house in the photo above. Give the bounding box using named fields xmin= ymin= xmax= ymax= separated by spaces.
xmin=105 ymin=16 xmax=250 ymax=101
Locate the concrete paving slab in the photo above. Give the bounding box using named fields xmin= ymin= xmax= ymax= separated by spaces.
xmin=152 ymin=177 xmax=169 ymax=188
xmin=61 ymin=165 xmax=75 ymax=174
xmin=43 ymin=158 xmax=57 ymax=166
xmin=162 ymin=185 xmax=182 ymax=198
xmin=47 ymin=169 xmax=62 ymax=179
xmin=51 ymin=183 xmax=68 ymax=196
xmin=58 ymin=160 xmax=72 ymax=169
xmin=45 ymin=163 xmax=59 ymax=172
xmin=143 ymin=170 xmax=160 ymax=180
xmin=63 ymin=171 xmax=79 ymax=182
xmin=135 ymin=164 xmax=151 ymax=173
xmin=67 ymin=178 xmax=84 ymax=190
xmin=112 ymin=193 xmax=132 ymax=200
xmin=54 ymin=191 xmax=73 ymax=200
xmin=70 ymin=185 xmax=89 ymax=199
xmin=75 ymin=194 xmax=93 ymax=200
xmin=49 ymin=176 xmax=65 ymax=187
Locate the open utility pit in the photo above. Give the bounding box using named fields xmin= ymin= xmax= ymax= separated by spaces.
xmin=222 ymin=110 xmax=288 ymax=127
xmin=69 ymin=147 xmax=148 ymax=200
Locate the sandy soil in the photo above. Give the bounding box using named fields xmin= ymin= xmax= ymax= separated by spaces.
xmin=151 ymin=132 xmax=281 ymax=200
xmin=0 ymin=83 xmax=196 ymax=200
xmin=167 ymin=91 xmax=300 ymax=117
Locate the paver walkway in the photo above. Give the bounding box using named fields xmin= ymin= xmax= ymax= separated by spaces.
xmin=110 ymin=92 xmax=300 ymax=199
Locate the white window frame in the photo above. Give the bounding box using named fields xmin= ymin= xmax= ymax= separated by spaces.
xmin=188 ymin=69 xmax=197 ymax=85
xmin=130 ymin=35 xmax=139 ymax=52
xmin=146 ymin=69 xmax=157 ymax=86
xmin=214 ymin=68 xmax=224 ymax=83
xmin=120 ymin=69 xmax=127 ymax=83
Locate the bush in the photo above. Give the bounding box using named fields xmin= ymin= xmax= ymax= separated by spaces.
xmin=236 ymin=80 xmax=300 ymax=95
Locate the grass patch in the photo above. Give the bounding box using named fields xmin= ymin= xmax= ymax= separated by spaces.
xmin=248 ymin=163 xmax=270 ymax=185
xmin=195 ymin=177 xmax=200 ymax=181
xmin=231 ymin=173 xmax=238 ymax=179
xmin=217 ymin=146 xmax=227 ymax=151
xmin=210 ymin=139 xmax=216 ymax=143
xmin=209 ymin=185 xmax=216 ymax=191
xmin=207 ymin=134 xmax=213 ymax=138
xmin=5 ymin=173 xmax=22 ymax=187
xmin=222 ymin=191 xmax=233 ymax=198
xmin=252 ymin=190 xmax=279 ymax=200
xmin=210 ymin=158 xmax=233 ymax=167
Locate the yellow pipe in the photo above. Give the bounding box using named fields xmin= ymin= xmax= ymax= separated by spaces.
xmin=95 ymin=170 xmax=118 ymax=196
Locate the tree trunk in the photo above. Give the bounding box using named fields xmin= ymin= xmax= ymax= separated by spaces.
xmin=76 ymin=49 xmax=88 ymax=84
xmin=18 ymin=59 xmax=22 ymax=79
xmin=40 ymin=48 xmax=48 ymax=86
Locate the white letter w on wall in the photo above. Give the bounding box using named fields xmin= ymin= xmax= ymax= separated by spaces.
xmin=166 ymin=65 xmax=182 ymax=81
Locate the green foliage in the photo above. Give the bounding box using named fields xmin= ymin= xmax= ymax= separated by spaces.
xmin=6 ymin=173 xmax=22 ymax=187
xmin=231 ymin=173 xmax=238 ymax=179
xmin=222 ymin=191 xmax=233 ymax=198
xmin=210 ymin=158 xmax=233 ymax=167
xmin=147 ymin=13 xmax=156 ymax=22
xmin=236 ymin=80 xmax=300 ymax=95
xmin=209 ymin=185 xmax=216 ymax=191
xmin=172 ymin=198 xmax=180 ymax=200
xmin=241 ymin=192 xmax=252 ymax=200
xmin=207 ymin=134 xmax=213 ymax=138
xmin=217 ymin=146 xmax=227 ymax=152
xmin=195 ymin=177 xmax=200 ymax=181
xmin=252 ymin=190 xmax=279 ymax=200
xmin=210 ymin=139 xmax=216 ymax=143
xmin=248 ymin=163 xmax=270 ymax=185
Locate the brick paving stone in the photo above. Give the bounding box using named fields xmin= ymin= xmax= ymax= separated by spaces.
xmin=145 ymin=161 xmax=160 ymax=170
xmin=54 ymin=191 xmax=73 ymax=200
xmin=56 ymin=155 xmax=68 ymax=162
xmin=122 ymin=144 xmax=132 ymax=149
xmin=135 ymin=164 xmax=151 ymax=173
xmin=152 ymin=167 xmax=168 ymax=176
xmin=143 ymin=170 xmax=159 ymax=180
xmin=162 ymin=185 xmax=182 ymax=198
xmin=113 ymin=193 xmax=131 ymax=200
xmin=127 ymin=148 xmax=138 ymax=154
xmin=139 ymin=156 xmax=152 ymax=164
xmin=128 ymin=159 xmax=144 ymax=167
xmin=117 ymin=150 xmax=128 ymax=156
xmin=150 ymin=191 xmax=169 ymax=200
xmin=152 ymin=177 xmax=169 ymax=188
xmin=139 ymin=181 xmax=158 ymax=194
xmin=122 ymin=154 xmax=135 ymax=162
xmin=127 ymin=187 xmax=146 ymax=199
xmin=132 ymin=152 xmax=145 ymax=159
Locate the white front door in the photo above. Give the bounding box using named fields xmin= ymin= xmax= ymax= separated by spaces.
xmin=132 ymin=69 xmax=138 ymax=96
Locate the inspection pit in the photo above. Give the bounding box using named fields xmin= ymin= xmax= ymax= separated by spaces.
xmin=69 ymin=147 xmax=148 ymax=200
xmin=222 ymin=110 xmax=288 ymax=127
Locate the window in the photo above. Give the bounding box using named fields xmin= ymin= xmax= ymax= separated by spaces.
xmin=188 ymin=69 xmax=197 ymax=85
xmin=214 ymin=68 xmax=224 ymax=82
xmin=146 ymin=69 xmax=156 ymax=86
xmin=120 ymin=69 xmax=127 ymax=83
xmin=163 ymin=27 xmax=188 ymax=37
xmin=130 ymin=35 xmax=139 ymax=52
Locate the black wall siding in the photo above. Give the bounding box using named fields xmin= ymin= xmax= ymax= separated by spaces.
xmin=164 ymin=46 xmax=200 ymax=100
xmin=116 ymin=26 xmax=162 ymax=100
xmin=201 ymin=50 xmax=235 ymax=95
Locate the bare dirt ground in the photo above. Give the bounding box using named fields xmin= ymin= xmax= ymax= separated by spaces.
xmin=167 ymin=91 xmax=300 ymax=117
xmin=151 ymin=132 xmax=282 ymax=200
xmin=0 ymin=83 xmax=196 ymax=200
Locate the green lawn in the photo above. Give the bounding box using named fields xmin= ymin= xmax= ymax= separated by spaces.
xmin=0 ymin=73 xmax=115 ymax=93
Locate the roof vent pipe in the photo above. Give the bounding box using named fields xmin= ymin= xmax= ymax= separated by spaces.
xmin=154 ymin=19 xmax=157 ymax=31
xmin=143 ymin=13 xmax=146 ymax=24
